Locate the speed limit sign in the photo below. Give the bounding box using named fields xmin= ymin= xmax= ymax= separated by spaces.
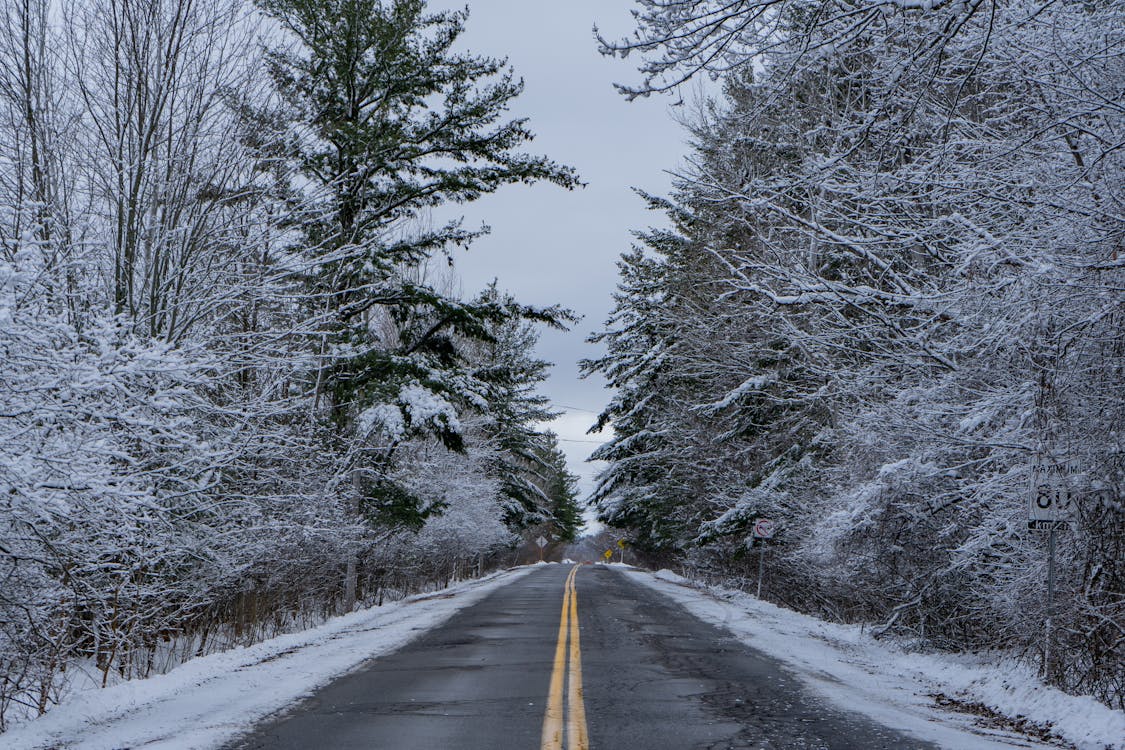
xmin=1028 ymin=463 xmax=1072 ymax=530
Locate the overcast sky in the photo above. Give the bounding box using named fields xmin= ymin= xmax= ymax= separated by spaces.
xmin=427 ymin=0 xmax=690 ymax=511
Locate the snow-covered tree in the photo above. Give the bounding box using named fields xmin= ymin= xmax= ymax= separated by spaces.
xmin=0 ymin=0 xmax=578 ymax=729
xmin=535 ymin=431 xmax=584 ymax=543
xmin=593 ymin=0 xmax=1123 ymax=704
xmin=255 ymin=0 xmax=578 ymax=524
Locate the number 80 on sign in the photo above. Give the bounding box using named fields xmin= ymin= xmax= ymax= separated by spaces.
xmin=1028 ymin=463 xmax=1072 ymax=531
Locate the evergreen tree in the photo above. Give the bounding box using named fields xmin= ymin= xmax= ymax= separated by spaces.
xmin=468 ymin=286 xmax=576 ymax=530
xmin=535 ymin=431 xmax=583 ymax=543
xmin=256 ymin=0 xmax=578 ymax=523
xmin=583 ymin=237 xmax=684 ymax=553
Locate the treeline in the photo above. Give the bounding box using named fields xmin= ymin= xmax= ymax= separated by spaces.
xmin=0 ymin=0 xmax=581 ymax=728
xmin=588 ymin=0 xmax=1123 ymax=705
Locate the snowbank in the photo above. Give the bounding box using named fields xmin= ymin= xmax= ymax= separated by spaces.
xmin=633 ymin=569 xmax=1123 ymax=750
xmin=3 ymin=567 xmax=535 ymax=750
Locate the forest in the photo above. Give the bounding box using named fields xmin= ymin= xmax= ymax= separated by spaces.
xmin=1 ymin=0 xmax=1122 ymax=734
xmin=588 ymin=0 xmax=1123 ymax=707
xmin=0 ymin=0 xmax=583 ymax=728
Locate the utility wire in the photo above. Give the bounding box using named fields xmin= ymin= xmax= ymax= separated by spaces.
xmin=554 ymin=404 xmax=602 ymax=414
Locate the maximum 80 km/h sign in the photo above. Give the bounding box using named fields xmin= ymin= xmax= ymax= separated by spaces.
xmin=1028 ymin=463 xmax=1073 ymax=530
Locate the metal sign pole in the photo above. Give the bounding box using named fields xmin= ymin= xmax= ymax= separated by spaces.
xmin=757 ymin=542 xmax=765 ymax=599
xmin=1044 ymin=526 xmax=1056 ymax=679
xmin=1028 ymin=458 xmax=1071 ymax=680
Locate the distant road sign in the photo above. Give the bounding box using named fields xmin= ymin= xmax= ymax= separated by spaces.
xmin=616 ymin=539 xmax=626 ymax=549
xmin=752 ymin=518 xmax=776 ymax=539
xmin=536 ymin=536 xmax=548 ymax=548
xmin=603 ymin=549 xmax=613 ymax=561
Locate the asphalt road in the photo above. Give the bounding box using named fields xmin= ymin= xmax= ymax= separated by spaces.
xmin=228 ymin=564 xmax=937 ymax=749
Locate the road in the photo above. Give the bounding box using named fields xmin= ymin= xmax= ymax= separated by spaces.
xmin=229 ymin=564 xmax=937 ymax=749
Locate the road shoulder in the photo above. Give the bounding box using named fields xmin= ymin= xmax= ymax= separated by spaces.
xmin=1 ymin=567 xmax=538 ymax=750
xmin=622 ymin=566 xmax=1122 ymax=750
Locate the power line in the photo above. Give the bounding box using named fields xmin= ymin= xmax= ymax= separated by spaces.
xmin=554 ymin=404 xmax=601 ymax=414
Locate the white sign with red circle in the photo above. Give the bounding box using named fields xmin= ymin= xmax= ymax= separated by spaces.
xmin=752 ymin=518 xmax=775 ymax=539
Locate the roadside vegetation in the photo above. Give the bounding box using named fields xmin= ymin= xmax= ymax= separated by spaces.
xmin=588 ymin=0 xmax=1123 ymax=708
xmin=0 ymin=0 xmax=582 ymax=729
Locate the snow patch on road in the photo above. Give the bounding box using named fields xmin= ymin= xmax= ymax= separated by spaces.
xmin=2 ymin=567 xmax=536 ymax=750
xmin=629 ymin=568 xmax=1123 ymax=750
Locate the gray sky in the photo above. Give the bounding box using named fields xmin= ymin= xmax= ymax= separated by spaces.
xmin=428 ymin=1 xmax=689 ymax=510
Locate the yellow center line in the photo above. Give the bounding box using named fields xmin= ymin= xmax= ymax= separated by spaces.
xmin=541 ymin=565 xmax=588 ymax=750
xmin=540 ymin=569 xmax=570 ymax=749
xmin=566 ymin=569 xmax=588 ymax=749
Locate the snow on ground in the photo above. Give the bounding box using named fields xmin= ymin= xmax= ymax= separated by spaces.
xmin=631 ymin=568 xmax=1123 ymax=750
xmin=2 ymin=567 xmax=536 ymax=750
xmin=6 ymin=563 xmax=1118 ymax=750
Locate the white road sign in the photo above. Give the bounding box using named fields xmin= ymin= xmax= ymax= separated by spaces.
xmin=1028 ymin=463 xmax=1073 ymax=530
xmin=751 ymin=518 xmax=776 ymax=539
xmin=535 ymin=536 xmax=548 ymax=548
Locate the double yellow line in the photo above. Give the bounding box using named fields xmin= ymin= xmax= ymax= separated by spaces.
xmin=541 ymin=565 xmax=588 ymax=750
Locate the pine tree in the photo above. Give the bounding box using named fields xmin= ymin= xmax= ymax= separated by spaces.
xmin=536 ymin=431 xmax=583 ymax=543
xmin=256 ymin=0 xmax=578 ymax=524
xmin=582 ymin=230 xmax=695 ymax=554
xmin=466 ymin=285 xmax=574 ymax=530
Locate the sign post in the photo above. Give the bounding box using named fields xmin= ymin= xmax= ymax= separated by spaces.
xmin=751 ymin=519 xmax=776 ymax=599
xmin=1028 ymin=461 xmax=1073 ymax=678
xmin=535 ymin=535 xmax=548 ymax=562
xmin=617 ymin=538 xmax=627 ymax=564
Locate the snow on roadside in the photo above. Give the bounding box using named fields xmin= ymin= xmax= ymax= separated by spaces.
xmin=2 ymin=566 xmax=536 ymax=750
xmin=631 ymin=568 xmax=1123 ymax=750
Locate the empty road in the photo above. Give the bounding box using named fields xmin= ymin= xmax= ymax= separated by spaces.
xmin=229 ymin=564 xmax=936 ymax=749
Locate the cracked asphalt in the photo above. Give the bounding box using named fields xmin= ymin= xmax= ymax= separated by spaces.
xmin=227 ymin=564 xmax=937 ymax=749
